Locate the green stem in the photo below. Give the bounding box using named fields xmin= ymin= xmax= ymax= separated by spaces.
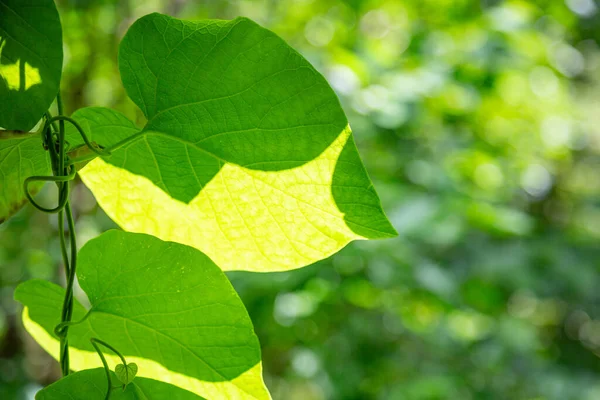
xmin=57 ymin=92 xmax=64 ymax=118
xmin=28 ymin=101 xmax=116 ymax=380
xmin=90 ymin=337 xmax=130 ymax=400
xmin=45 ymin=111 xmax=59 ymax=135
xmin=53 ymin=92 xmax=77 ymax=377
xmin=54 ymin=308 xmax=93 ymax=336
xmin=91 ymin=338 xmax=128 ymax=367
xmin=59 ymin=201 xmax=77 ymax=376
xmin=58 ymin=208 xmax=69 ymax=278
xmin=66 ymin=151 xmax=100 ymax=166
xmin=90 ymin=339 xmax=113 ymax=400
xmin=47 ymin=115 xmax=111 ymax=158
xmin=57 ymin=104 xmax=65 ymax=175
xmin=46 ymin=113 xmax=71 ymax=289
xmin=67 ymin=127 xmax=141 ymax=166
xmin=101 ymin=132 xmax=140 ymax=153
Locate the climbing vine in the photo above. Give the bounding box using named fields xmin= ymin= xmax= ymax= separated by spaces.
xmin=0 ymin=0 xmax=395 ymax=398
xmin=22 ymin=99 xmax=135 ymax=398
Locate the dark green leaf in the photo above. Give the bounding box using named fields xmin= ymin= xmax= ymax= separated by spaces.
xmin=36 ymin=368 xmax=205 ymax=399
xmin=0 ymin=0 xmax=63 ymax=130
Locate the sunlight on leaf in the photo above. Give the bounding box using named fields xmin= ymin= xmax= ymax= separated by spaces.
xmin=0 ymin=59 xmax=41 ymax=90
xmin=0 ymin=134 xmax=50 ymax=224
xmin=0 ymin=0 xmax=62 ymax=130
xmin=80 ymin=123 xmax=394 ymax=272
xmin=74 ymin=13 xmax=395 ymax=272
xmin=0 ymin=38 xmax=42 ymax=90
xmin=15 ymin=231 xmax=271 ymax=400
xmin=37 ymin=368 xmax=205 ymax=399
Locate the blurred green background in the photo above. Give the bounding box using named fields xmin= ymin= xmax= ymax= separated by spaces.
xmin=2 ymin=0 xmax=600 ymax=399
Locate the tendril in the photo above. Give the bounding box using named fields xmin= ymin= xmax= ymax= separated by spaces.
xmin=23 ymin=104 xmax=111 ymax=378
xmin=23 ymin=166 xmax=75 ymax=213
xmin=53 ymin=308 xmax=93 ymax=337
xmin=89 ymin=338 xmax=130 ymax=400
xmin=47 ymin=115 xmax=111 ymax=157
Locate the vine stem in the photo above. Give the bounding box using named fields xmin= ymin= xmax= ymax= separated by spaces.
xmin=47 ymin=115 xmax=111 ymax=158
xmin=26 ymin=94 xmax=79 ymax=377
xmin=59 ymin=201 xmax=77 ymax=376
xmin=27 ymin=96 xmax=128 ymax=383
xmin=90 ymin=339 xmax=112 ymax=400
xmin=56 ymin=92 xmax=77 ymax=377
xmin=90 ymin=337 xmax=130 ymax=400
xmin=67 ymin=124 xmax=136 ymax=165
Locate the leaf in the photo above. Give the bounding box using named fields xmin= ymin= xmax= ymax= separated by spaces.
xmin=76 ymin=13 xmax=396 ymax=272
xmin=115 ymin=363 xmax=138 ymax=386
xmin=36 ymin=368 xmax=205 ymax=399
xmin=0 ymin=131 xmax=50 ymax=223
xmin=64 ymin=107 xmax=139 ymax=149
xmin=15 ymin=230 xmax=270 ymax=400
xmin=0 ymin=0 xmax=63 ymax=130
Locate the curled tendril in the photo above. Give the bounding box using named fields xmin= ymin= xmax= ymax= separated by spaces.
xmin=53 ymin=308 xmax=93 ymax=338
xmin=24 ymin=112 xmax=112 ymax=215
xmin=23 ymin=166 xmax=76 ymax=213
xmin=47 ymin=115 xmax=112 ymax=158
xmin=90 ymin=338 xmax=130 ymax=400
xmin=55 ymin=320 xmax=130 ymax=400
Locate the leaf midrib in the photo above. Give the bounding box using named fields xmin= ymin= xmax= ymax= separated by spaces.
xmin=104 ymin=126 xmax=394 ymax=237
xmin=113 ymin=123 xmax=335 ymax=169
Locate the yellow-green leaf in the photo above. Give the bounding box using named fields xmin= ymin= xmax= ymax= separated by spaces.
xmin=75 ymin=13 xmax=396 ymax=272
xmin=0 ymin=131 xmax=50 ymax=223
xmin=15 ymin=230 xmax=270 ymax=400
xmin=115 ymin=363 xmax=138 ymax=387
xmin=37 ymin=368 xmax=205 ymax=399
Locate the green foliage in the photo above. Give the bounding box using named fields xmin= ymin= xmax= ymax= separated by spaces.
xmin=15 ymin=230 xmax=269 ymax=399
xmin=115 ymin=363 xmax=138 ymax=387
xmin=64 ymin=107 xmax=138 ymax=151
xmin=119 ymin=14 xmax=345 ymax=179
xmin=9 ymin=0 xmax=600 ymax=399
xmin=1 ymin=4 xmax=395 ymax=396
xmin=68 ymin=13 xmax=394 ymax=272
xmin=0 ymin=0 xmax=62 ymax=130
xmin=36 ymin=368 xmax=204 ymax=399
xmin=0 ymin=131 xmax=50 ymax=222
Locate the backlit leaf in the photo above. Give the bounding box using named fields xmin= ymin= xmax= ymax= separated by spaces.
xmin=76 ymin=13 xmax=396 ymax=272
xmin=0 ymin=131 xmax=50 ymax=223
xmin=15 ymin=230 xmax=270 ymax=400
xmin=115 ymin=362 xmax=138 ymax=387
xmin=37 ymin=368 xmax=204 ymax=399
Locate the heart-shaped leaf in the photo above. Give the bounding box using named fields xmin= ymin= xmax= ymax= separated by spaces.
xmin=36 ymin=368 xmax=205 ymax=399
xmin=115 ymin=363 xmax=138 ymax=387
xmin=72 ymin=13 xmax=396 ymax=273
xmin=15 ymin=230 xmax=270 ymax=400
